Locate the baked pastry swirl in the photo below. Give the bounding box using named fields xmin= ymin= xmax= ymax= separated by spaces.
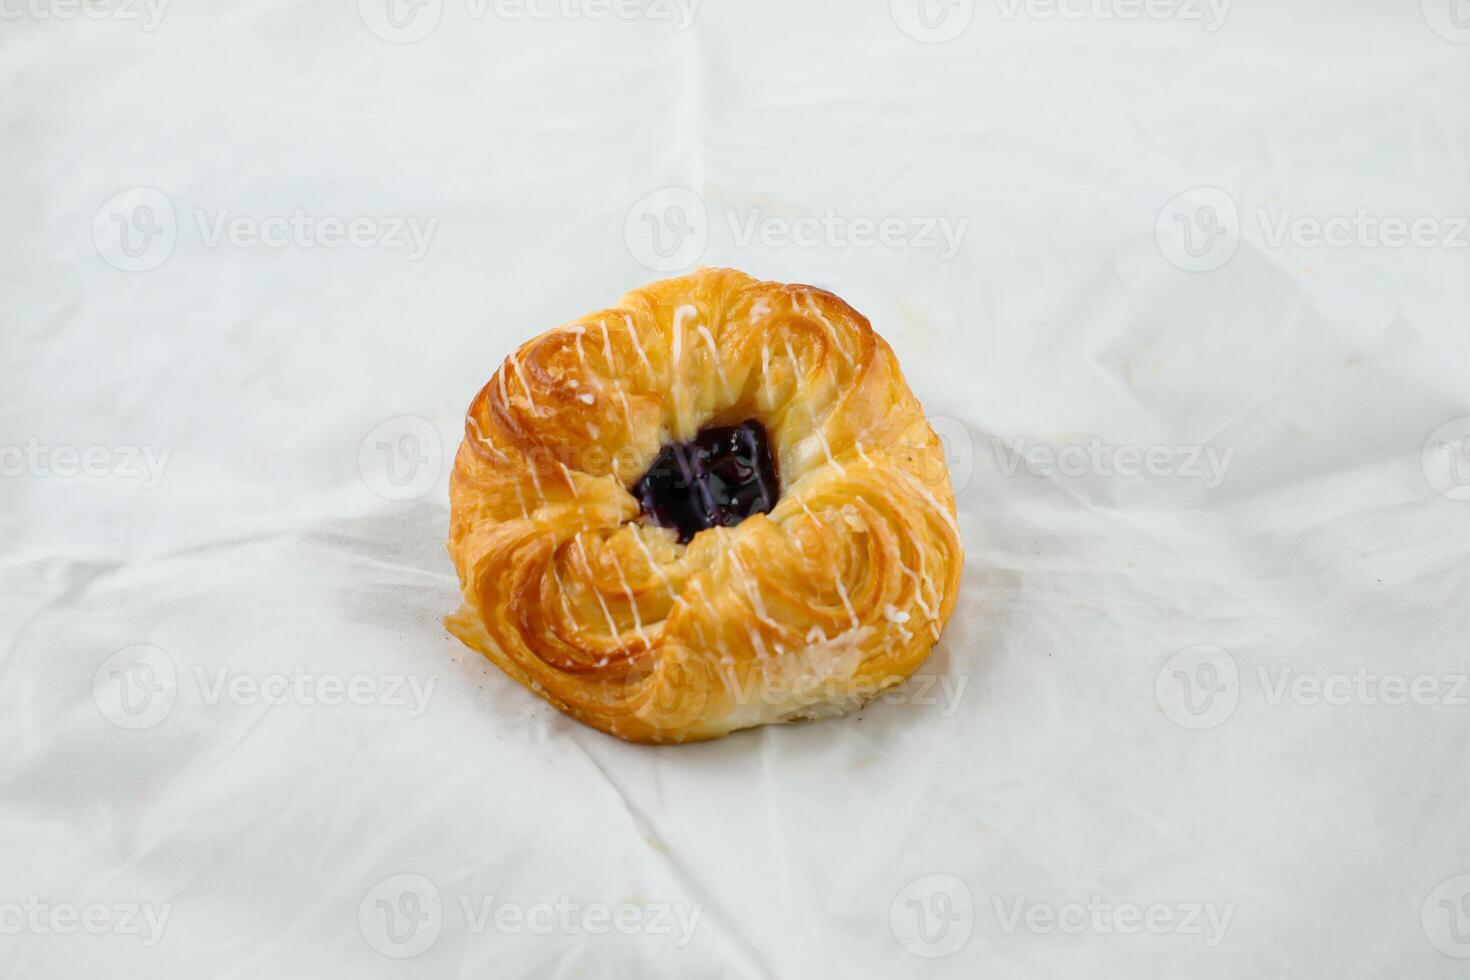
xmin=446 ymin=268 xmax=962 ymax=743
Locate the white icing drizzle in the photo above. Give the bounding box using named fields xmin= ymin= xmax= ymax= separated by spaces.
xmin=577 ymin=533 xmax=625 ymax=644
xmin=524 ymin=457 xmax=545 ymax=503
xmin=671 ymin=304 xmax=695 ymax=431
xmin=558 ymin=462 xmax=579 ymax=498
xmin=509 ymin=351 xmax=539 ymax=416
xmin=599 ymin=320 xmax=616 ymax=368
xmin=899 ymin=563 xmax=942 ymax=639
xmin=607 ymin=549 xmax=651 ymax=648
xmin=629 ymin=529 xmax=679 ymax=604
xmin=894 ymin=468 xmax=960 ymax=535
xmin=549 ymin=560 xmax=576 ymax=624
xmin=727 ymin=549 xmax=780 ymax=630
xmin=797 ymin=496 xmax=859 ymax=630
xmin=759 ymin=342 xmax=774 ymax=410
xmin=802 ymin=292 xmax=855 ymax=369
xmin=813 ymin=425 xmax=846 ymax=475
xmin=571 ymin=329 xmax=606 ymax=392
xmin=465 ymin=415 xmax=505 ymax=458
xmin=696 ymin=324 xmax=728 ymax=390
xmin=622 ymin=311 xmax=654 ymax=380
xmin=782 ymin=336 xmax=803 ymax=380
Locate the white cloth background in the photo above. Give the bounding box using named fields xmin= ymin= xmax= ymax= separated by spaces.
xmin=4 ymin=0 xmax=1469 ymax=976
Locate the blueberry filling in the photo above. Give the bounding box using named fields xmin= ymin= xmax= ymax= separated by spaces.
xmin=632 ymin=420 xmax=780 ymax=543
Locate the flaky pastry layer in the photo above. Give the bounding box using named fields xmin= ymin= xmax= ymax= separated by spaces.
xmin=446 ymin=268 xmax=962 ymax=743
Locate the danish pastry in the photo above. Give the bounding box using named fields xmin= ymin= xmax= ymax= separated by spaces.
xmin=446 ymin=268 xmax=962 ymax=743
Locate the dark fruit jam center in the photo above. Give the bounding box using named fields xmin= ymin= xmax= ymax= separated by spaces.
xmin=633 ymin=420 xmax=780 ymax=543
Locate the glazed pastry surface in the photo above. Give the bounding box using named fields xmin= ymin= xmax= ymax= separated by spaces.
xmin=446 ymin=268 xmax=962 ymax=743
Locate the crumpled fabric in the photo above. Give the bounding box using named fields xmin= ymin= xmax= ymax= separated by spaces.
xmin=3 ymin=1 xmax=1469 ymax=977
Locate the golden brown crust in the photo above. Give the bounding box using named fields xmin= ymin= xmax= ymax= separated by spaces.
xmin=446 ymin=268 xmax=963 ymax=743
